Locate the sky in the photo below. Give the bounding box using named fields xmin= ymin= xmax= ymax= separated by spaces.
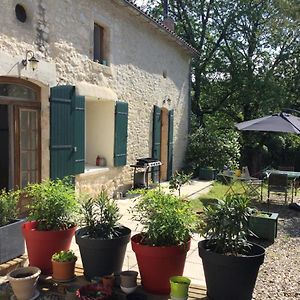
xmin=134 ymin=0 xmax=149 ymax=6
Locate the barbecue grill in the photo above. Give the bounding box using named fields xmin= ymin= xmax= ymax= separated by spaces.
xmin=130 ymin=158 xmax=162 ymax=188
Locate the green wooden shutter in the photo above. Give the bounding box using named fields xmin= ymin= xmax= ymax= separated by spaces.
xmin=152 ymin=105 xmax=161 ymax=182
xmin=50 ymin=86 xmax=85 ymax=179
xmin=114 ymin=101 xmax=128 ymax=166
xmin=74 ymin=95 xmax=85 ymax=174
xmin=167 ymin=109 xmax=174 ymax=180
xmin=152 ymin=105 xmax=161 ymax=160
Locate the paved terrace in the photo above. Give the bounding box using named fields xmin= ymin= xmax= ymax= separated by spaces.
xmin=71 ymin=180 xmax=213 ymax=287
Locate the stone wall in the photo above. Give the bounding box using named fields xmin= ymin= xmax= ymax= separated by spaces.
xmin=0 ymin=0 xmax=191 ymax=196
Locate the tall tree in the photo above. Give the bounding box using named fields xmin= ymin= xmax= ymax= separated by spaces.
xmin=135 ymin=0 xmax=299 ymax=126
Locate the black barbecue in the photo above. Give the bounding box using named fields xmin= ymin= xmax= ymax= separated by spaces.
xmin=130 ymin=158 xmax=162 ymax=188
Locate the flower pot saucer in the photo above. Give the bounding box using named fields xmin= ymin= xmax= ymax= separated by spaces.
xmin=52 ymin=275 xmax=76 ymax=283
xmin=11 ymin=289 xmax=40 ymax=300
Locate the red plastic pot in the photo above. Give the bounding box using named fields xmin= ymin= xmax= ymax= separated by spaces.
xmin=22 ymin=222 xmax=76 ymax=275
xmin=131 ymin=234 xmax=190 ymax=294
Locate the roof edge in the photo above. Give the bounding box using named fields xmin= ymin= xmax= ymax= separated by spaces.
xmin=116 ymin=0 xmax=199 ymax=57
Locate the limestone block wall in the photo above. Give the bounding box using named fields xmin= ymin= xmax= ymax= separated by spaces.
xmin=0 ymin=0 xmax=191 ymax=195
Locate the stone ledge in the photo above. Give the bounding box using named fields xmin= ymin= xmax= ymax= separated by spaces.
xmin=0 ymin=255 xmax=27 ymax=276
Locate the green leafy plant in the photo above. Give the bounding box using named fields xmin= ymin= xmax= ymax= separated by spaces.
xmin=52 ymin=250 xmax=77 ymax=262
xmin=79 ymin=190 xmax=121 ymax=239
xmin=199 ymin=194 xmax=252 ymax=255
xmin=169 ymin=171 xmax=192 ymax=196
xmin=0 ymin=189 xmax=20 ymax=227
xmin=131 ymin=189 xmax=197 ymax=246
xmin=186 ymin=127 xmax=240 ymax=171
xmin=25 ymin=178 xmax=78 ymax=231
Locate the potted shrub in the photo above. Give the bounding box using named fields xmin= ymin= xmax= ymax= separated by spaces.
xmin=75 ymin=190 xmax=131 ymax=280
xmin=131 ymin=189 xmax=197 ymax=294
xmin=198 ymin=195 xmax=265 ymax=300
xmin=52 ymin=250 xmax=77 ymax=282
xmin=0 ymin=189 xmax=25 ymax=264
xmin=22 ymin=178 xmax=78 ymax=274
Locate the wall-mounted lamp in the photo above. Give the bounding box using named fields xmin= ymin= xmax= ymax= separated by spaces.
xmin=22 ymin=50 xmax=39 ymax=71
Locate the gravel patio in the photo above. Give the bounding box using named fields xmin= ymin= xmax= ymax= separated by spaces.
xmin=252 ymin=201 xmax=300 ymax=300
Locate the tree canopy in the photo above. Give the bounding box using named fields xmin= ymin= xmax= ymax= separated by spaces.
xmin=134 ymin=0 xmax=300 ymax=172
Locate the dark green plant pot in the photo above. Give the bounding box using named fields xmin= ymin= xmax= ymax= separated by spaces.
xmin=75 ymin=226 xmax=131 ymax=280
xmin=198 ymin=168 xmax=216 ymax=180
xmin=249 ymin=212 xmax=279 ymax=242
xmin=198 ymin=240 xmax=265 ymax=300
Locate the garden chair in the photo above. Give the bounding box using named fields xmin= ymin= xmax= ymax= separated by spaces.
xmin=278 ymin=166 xmax=299 ymax=196
xmin=241 ymin=166 xmax=263 ymax=201
xmin=267 ymin=173 xmax=289 ymax=205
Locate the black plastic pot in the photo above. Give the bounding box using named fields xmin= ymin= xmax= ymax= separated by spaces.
xmin=198 ymin=240 xmax=265 ymax=300
xmin=75 ymin=226 xmax=131 ymax=280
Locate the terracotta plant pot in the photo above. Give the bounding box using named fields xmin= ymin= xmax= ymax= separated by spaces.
xmin=7 ymin=266 xmax=41 ymax=300
xmin=131 ymin=234 xmax=190 ymax=294
xmin=169 ymin=276 xmax=191 ymax=300
xmin=102 ymin=274 xmax=115 ymax=290
xmin=52 ymin=258 xmax=77 ymax=281
xmin=22 ymin=221 xmax=76 ymax=274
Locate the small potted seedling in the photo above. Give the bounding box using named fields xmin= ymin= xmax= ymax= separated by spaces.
xmin=52 ymin=250 xmax=77 ymax=282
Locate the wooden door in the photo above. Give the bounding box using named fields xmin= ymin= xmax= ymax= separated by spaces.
xmin=160 ymin=107 xmax=169 ymax=181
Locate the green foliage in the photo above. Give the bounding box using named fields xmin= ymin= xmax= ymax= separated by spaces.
xmin=25 ymin=178 xmax=78 ymax=231
xmin=140 ymin=0 xmax=299 ymax=171
xmin=52 ymin=250 xmax=77 ymax=262
xmin=79 ymin=190 xmax=121 ymax=239
xmin=131 ymin=189 xmax=197 ymax=246
xmin=169 ymin=171 xmax=192 ymax=196
xmin=186 ymin=127 xmax=240 ymax=171
xmin=199 ymin=194 xmax=252 ymax=255
xmin=0 ymin=189 xmax=20 ymax=227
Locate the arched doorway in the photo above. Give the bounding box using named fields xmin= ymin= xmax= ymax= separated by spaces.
xmin=0 ymin=77 xmax=41 ymax=190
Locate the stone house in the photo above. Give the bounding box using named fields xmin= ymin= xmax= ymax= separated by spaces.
xmin=0 ymin=0 xmax=196 ymax=197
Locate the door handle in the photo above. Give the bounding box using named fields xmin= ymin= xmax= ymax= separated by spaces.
xmin=73 ymin=146 xmax=77 ymax=152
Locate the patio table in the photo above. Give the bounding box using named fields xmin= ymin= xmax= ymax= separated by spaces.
xmin=264 ymin=169 xmax=300 ymax=179
xmin=218 ymin=172 xmax=263 ymax=200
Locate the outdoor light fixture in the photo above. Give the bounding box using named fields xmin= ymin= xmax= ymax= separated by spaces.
xmin=22 ymin=50 xmax=39 ymax=71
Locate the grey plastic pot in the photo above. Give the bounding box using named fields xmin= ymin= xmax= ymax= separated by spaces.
xmin=75 ymin=226 xmax=131 ymax=280
xmin=0 ymin=219 xmax=25 ymax=264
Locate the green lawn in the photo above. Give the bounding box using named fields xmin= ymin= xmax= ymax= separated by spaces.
xmin=191 ymin=181 xmax=260 ymax=212
xmin=191 ymin=180 xmax=294 ymax=212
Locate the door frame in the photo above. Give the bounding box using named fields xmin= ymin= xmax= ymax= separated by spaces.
xmin=0 ymin=77 xmax=41 ymax=189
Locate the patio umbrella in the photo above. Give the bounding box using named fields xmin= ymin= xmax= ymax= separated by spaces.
xmin=235 ymin=112 xmax=300 ymax=134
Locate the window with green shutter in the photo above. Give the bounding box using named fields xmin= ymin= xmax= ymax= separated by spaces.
xmin=50 ymin=86 xmax=85 ymax=179
xmin=114 ymin=101 xmax=128 ymax=167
